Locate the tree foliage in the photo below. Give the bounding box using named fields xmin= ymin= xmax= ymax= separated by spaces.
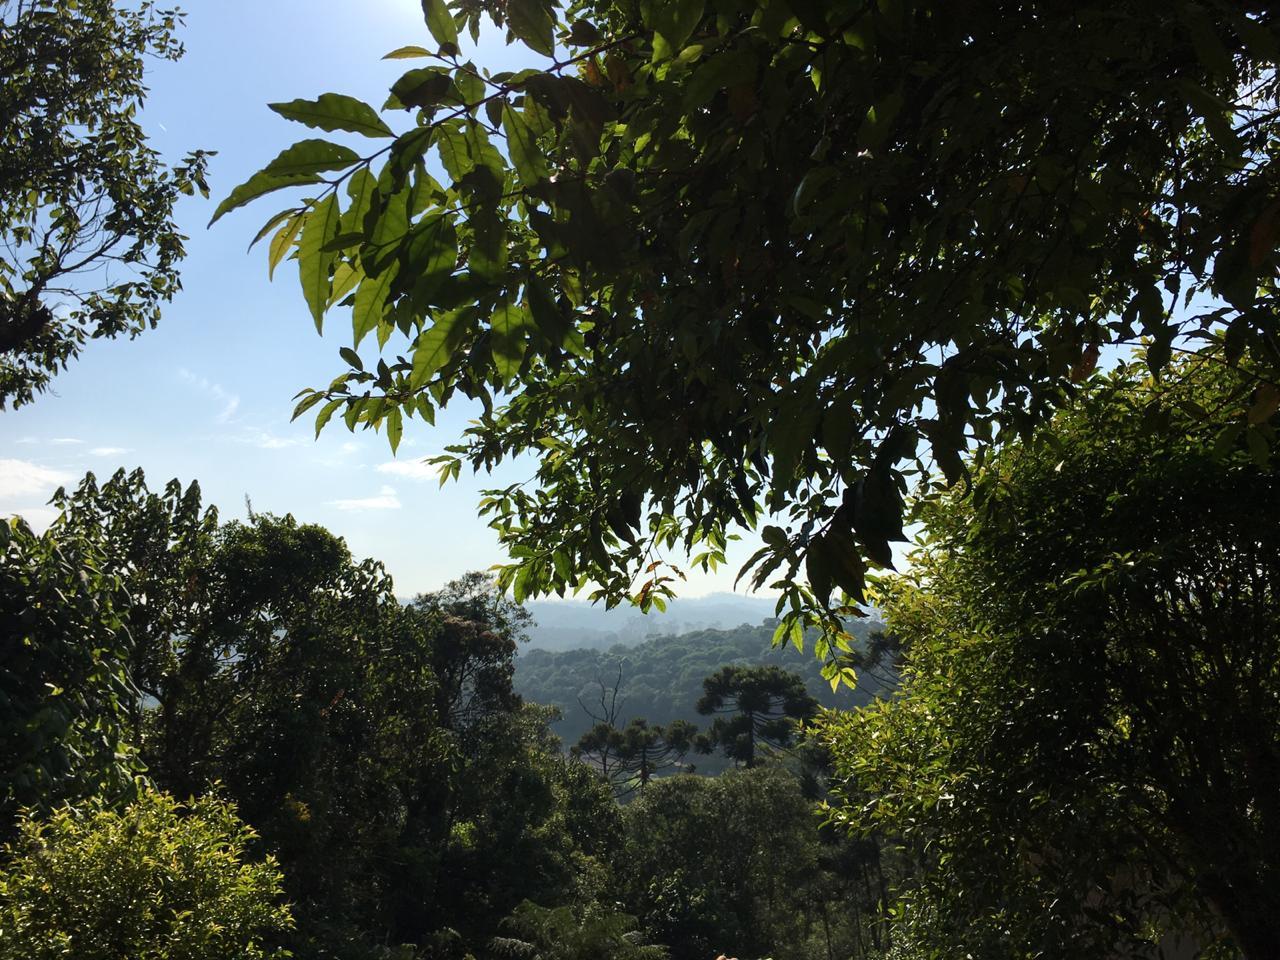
xmin=0 ymin=506 xmax=141 ymax=826
xmin=490 ymin=900 xmax=666 ymax=960
xmin=573 ymin=717 xmax=696 ymax=794
xmin=0 ymin=789 xmax=292 ymax=960
xmin=615 ymin=766 xmax=832 ymax=960
xmin=1 ymin=460 xmax=903 ymax=960
xmin=233 ymin=0 xmax=1280 ymax=659
xmin=821 ymin=359 xmax=1280 ymax=958
xmin=4 ymin=468 xmax=627 ymax=959
xmin=0 ymin=0 xmax=210 ymax=407
xmin=696 ymin=664 xmax=817 ymax=767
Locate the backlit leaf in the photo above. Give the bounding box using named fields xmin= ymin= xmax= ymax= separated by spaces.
xmin=269 ymin=94 xmax=393 ymax=138
xmin=298 ymin=194 xmax=340 ymax=331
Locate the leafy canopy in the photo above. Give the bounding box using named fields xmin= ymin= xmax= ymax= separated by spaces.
xmin=820 ymin=359 xmax=1280 ymax=958
xmin=0 ymin=0 xmax=210 ymax=408
xmin=232 ymin=0 xmax=1279 ymax=664
xmin=1 ymin=500 xmax=143 ymax=825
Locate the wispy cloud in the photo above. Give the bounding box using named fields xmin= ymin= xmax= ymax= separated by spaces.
xmin=89 ymin=446 xmax=132 ymax=457
xmin=178 ymin=368 xmax=240 ymax=423
xmin=331 ymin=485 xmax=401 ymax=511
xmin=234 ymin=428 xmax=303 ymax=450
xmin=14 ymin=436 xmax=82 ymax=446
xmin=0 ymin=459 xmax=73 ymax=500
xmin=376 ymin=459 xmax=436 ymax=481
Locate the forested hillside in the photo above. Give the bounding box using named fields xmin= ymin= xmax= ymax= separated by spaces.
xmin=515 ymin=621 xmax=890 ymax=765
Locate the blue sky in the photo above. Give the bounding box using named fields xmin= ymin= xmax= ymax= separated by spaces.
xmin=0 ymin=0 xmax=764 ymax=597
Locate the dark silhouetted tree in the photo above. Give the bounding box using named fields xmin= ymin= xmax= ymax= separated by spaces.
xmin=0 ymin=0 xmax=209 ymax=407
xmin=696 ymin=665 xmax=817 ymax=767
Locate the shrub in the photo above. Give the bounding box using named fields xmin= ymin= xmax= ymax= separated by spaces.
xmin=0 ymin=788 xmax=292 ymax=960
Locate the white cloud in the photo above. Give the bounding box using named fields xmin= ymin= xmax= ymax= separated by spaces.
xmin=3 ymin=504 xmax=60 ymax=532
xmin=178 ymin=368 xmax=240 ymax=423
xmin=331 ymin=485 xmax=401 ymax=511
xmin=89 ymin=446 xmax=131 ymax=457
xmin=234 ymin=428 xmax=303 ymax=450
xmin=340 ymin=441 xmax=362 ymax=455
xmin=0 ymin=459 xmax=73 ymax=500
xmin=13 ymin=436 xmax=82 ymax=446
xmin=376 ymin=459 xmax=436 ymax=481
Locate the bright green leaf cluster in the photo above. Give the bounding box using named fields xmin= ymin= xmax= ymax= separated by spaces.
xmin=0 ymin=790 xmax=292 ymax=960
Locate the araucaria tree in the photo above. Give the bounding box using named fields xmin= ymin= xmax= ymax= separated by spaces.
xmin=230 ymin=0 xmax=1280 ymax=657
xmin=0 ymin=0 xmax=209 ymax=408
xmin=573 ymin=717 xmax=697 ymax=794
xmin=696 ymin=665 xmax=817 ymax=767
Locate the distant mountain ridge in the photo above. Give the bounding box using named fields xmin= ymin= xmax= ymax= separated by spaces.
xmin=520 ymin=592 xmax=781 ymax=650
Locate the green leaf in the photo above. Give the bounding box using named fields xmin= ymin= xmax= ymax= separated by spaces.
xmin=422 ymin=0 xmax=458 ymax=50
xmin=388 ymin=127 xmax=434 ymax=189
xmin=269 ymin=94 xmax=394 ymax=138
xmin=411 ymin=308 xmax=468 ymax=388
xmin=340 ymin=168 xmax=379 ymax=237
xmin=390 ymin=68 xmax=456 ymax=111
xmin=491 ymin=299 xmax=530 ymax=382
xmin=329 ymin=260 xmax=364 ymax=307
xmin=507 ymin=0 xmax=555 ymax=57
xmin=383 ymin=45 xmax=433 ymax=60
xmin=268 ymin=213 xmax=304 ymax=280
xmin=469 ymin=212 xmax=508 ymax=285
xmin=313 ymin=398 xmax=344 ymax=436
xmin=208 ymin=171 xmax=320 ymax=226
xmin=262 ymin=139 xmax=362 ymax=177
xmin=386 ymin=407 xmax=404 ymax=453
xmin=247 ymin=206 xmax=301 ymax=250
xmin=292 ymin=389 xmax=325 ymax=419
xmin=642 ymin=0 xmax=703 ymax=60
xmin=567 ymin=19 xmax=602 ymax=45
xmin=403 ymin=215 xmax=458 ymax=295
xmin=824 ymin=523 xmax=866 ymax=603
xmin=806 ymin=537 xmax=833 ymax=607
xmin=526 ymin=273 xmax=568 ymax=346
xmin=788 ymin=617 xmax=804 ymax=652
xmin=502 ymin=103 xmax=548 ymax=186
xmin=353 ymin=261 xmax=399 ymax=347
xmin=298 ymin=194 xmax=340 ymax=332
xmin=684 ymin=49 xmax=757 ymax=109
xmin=363 ymin=185 xmax=411 ymax=277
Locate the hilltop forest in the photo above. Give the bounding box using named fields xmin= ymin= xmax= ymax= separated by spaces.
xmin=514 ymin=621 xmax=890 ymax=769
xmin=5 ymin=1 xmax=1280 ymax=959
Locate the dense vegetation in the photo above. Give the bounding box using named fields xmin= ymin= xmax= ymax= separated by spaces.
xmin=820 ymin=360 xmax=1280 ymax=957
xmin=236 ymin=0 xmax=1280 ymax=654
xmin=6 ymin=1 xmax=1280 ymax=959
xmin=3 ymin=468 xmax=892 ymax=959
xmin=515 ymin=620 xmax=889 ymax=766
